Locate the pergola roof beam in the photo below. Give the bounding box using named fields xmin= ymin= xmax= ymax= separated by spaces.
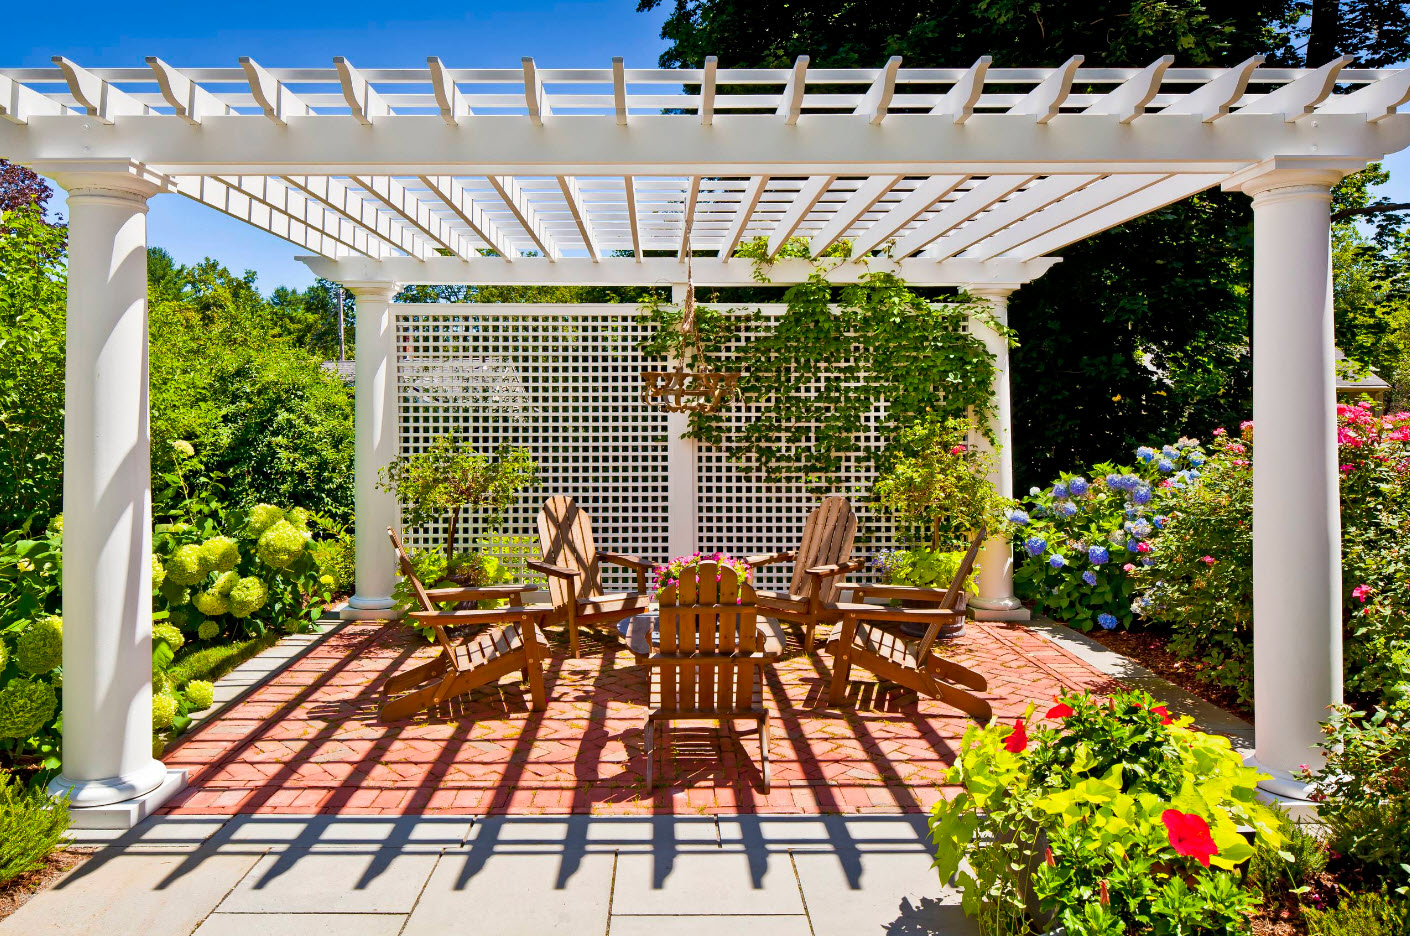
xmin=335 ymin=57 xmax=391 ymax=126
xmin=240 ymin=57 xmax=313 ymax=125
xmin=1008 ymin=56 xmax=1082 ymax=123
xmin=920 ymin=174 xmax=1099 ymax=260
xmin=931 ymin=57 xmax=990 ymax=123
xmin=0 ymin=74 xmax=70 ymax=123
xmin=767 ymin=175 xmax=833 ymax=257
xmin=700 ymin=56 xmax=717 ymax=126
xmin=488 ymin=175 xmax=555 ymax=259
xmin=1238 ymin=55 xmax=1353 ymax=121
xmin=719 ymin=175 xmax=767 ymax=259
xmin=1161 ymin=55 xmax=1263 ymax=122
xmin=613 ymin=58 xmax=628 ymax=125
xmin=855 ymin=57 xmax=901 ymax=125
xmin=176 ymin=175 xmax=375 ymax=259
xmin=624 ymin=175 xmax=642 ymax=260
xmin=283 ymin=174 xmax=428 ymax=259
xmin=1318 ymin=67 xmax=1410 ymax=121
xmin=354 ymin=174 xmax=469 ymax=257
xmin=962 ymin=173 xmax=1167 ymax=260
xmin=849 ymin=175 xmax=966 ymax=256
xmin=52 ymin=56 xmax=149 ymax=124
xmin=427 ymin=57 xmax=472 ymax=124
xmin=147 ymin=57 xmax=232 ymax=126
xmin=523 ymin=57 xmax=550 ymax=127
xmin=778 ymin=56 xmax=808 ymax=125
xmin=420 ymin=175 xmax=515 ymax=260
xmin=558 ymin=175 xmax=600 ymax=260
xmin=678 ymin=175 xmax=700 ymax=259
xmin=1082 ymin=56 xmax=1172 ymax=123
xmin=808 ymin=174 xmax=902 ymax=256
xmin=890 ymin=175 xmax=1034 ymax=258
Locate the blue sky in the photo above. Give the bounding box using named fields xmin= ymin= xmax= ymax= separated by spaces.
xmin=4 ymin=4 xmax=1407 ymax=293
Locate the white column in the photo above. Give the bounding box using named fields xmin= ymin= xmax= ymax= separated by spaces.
xmin=967 ymin=285 xmax=1027 ymax=619
xmin=1228 ymin=159 xmax=1358 ymax=797
xmin=344 ymin=281 xmax=402 ymax=616
xmin=47 ymin=167 xmax=169 ymax=807
xmin=666 ymin=284 xmax=698 ymax=559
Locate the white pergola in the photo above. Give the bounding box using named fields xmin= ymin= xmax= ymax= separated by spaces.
xmin=4 ymin=52 xmax=1408 ymax=822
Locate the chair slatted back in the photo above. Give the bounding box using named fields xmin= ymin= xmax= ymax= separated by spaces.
xmin=536 ymin=495 xmax=602 ymax=606
xmin=788 ymin=496 xmax=857 ymax=602
xmin=915 ymin=526 xmax=987 ymax=663
xmin=387 ymin=527 xmax=458 ymax=657
xmin=657 ymin=562 xmax=759 ymax=715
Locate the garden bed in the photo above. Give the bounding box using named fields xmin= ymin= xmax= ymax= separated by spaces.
xmin=1086 ymin=624 xmax=1253 ymax=723
xmin=0 ymin=846 xmax=96 ymax=923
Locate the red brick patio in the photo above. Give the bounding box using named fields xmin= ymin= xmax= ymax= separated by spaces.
xmin=159 ymin=619 xmax=1118 ymax=816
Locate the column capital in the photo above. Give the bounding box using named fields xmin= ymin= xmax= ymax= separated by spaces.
xmin=966 ymin=284 xmax=1022 ymax=301
xmin=1221 ymin=155 xmax=1369 ymax=199
xmin=341 ymin=281 xmax=400 ymax=301
xmin=28 ymin=159 xmax=175 ymax=205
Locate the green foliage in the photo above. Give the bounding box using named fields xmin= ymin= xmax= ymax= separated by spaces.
xmin=1303 ymin=891 xmax=1410 ymax=936
xmin=1304 ymin=706 xmax=1410 ymax=893
xmin=310 ymin=532 xmax=355 ymax=594
xmin=164 ymin=632 xmax=279 ymax=691
xmin=872 ymin=415 xmax=1011 ymax=549
xmin=379 ymin=438 xmax=538 ymax=560
xmin=635 ymin=289 xmax=759 ymax=372
xmin=0 ymin=768 xmax=70 ymax=886
xmin=1245 ymin=806 xmax=1328 ymax=903
xmin=15 ymin=615 xmax=62 ymax=675
xmin=870 ymin=547 xmax=977 ymax=593
xmin=930 ymin=690 xmax=1281 ymax=936
xmin=0 ymin=679 xmax=57 ymax=741
xmin=392 ymin=546 xmax=513 ymax=640
xmin=183 ymin=680 xmax=215 ymax=711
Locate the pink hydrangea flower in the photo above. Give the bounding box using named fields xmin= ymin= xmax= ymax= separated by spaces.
xmin=1123 ymin=563 xmax=1136 ymax=572
xmin=1201 ymin=556 xmax=1216 ymax=565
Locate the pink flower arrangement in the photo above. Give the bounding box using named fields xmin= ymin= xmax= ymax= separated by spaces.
xmin=1352 ymin=584 xmax=1373 ymax=602
xmin=949 ymin=444 xmax=967 ymax=455
xmin=652 ymin=552 xmax=752 ymax=602
xmin=1200 ymin=555 xmax=1216 ymax=565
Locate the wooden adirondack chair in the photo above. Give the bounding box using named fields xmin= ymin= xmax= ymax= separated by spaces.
xmin=380 ymin=528 xmax=550 ymax=722
xmin=527 ymin=496 xmax=654 ymax=658
xmin=645 ymin=561 xmax=775 ymax=790
xmin=824 ymin=528 xmax=992 ymax=723
xmin=749 ymin=496 xmax=864 ymax=652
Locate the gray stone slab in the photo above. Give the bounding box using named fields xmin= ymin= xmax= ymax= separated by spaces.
xmin=792 ymin=849 xmax=976 ymax=936
xmin=612 ymin=850 xmax=804 ymax=916
xmin=192 ymin=913 xmax=405 ymax=936
xmin=217 ymin=849 xmax=440 ymax=914
xmin=219 ymin=813 xmax=469 ymax=850
xmin=69 ymin=814 xmax=232 ymax=848
xmin=466 ymin=815 xmax=718 ymax=851
xmin=610 ymin=916 xmax=813 ymax=936
xmin=404 ymin=849 xmax=614 ymax=935
xmin=719 ymin=816 xmax=929 ymax=852
xmin=0 ymin=847 xmax=262 ymax=936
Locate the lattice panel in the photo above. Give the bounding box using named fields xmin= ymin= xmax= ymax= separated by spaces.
xmin=693 ymin=305 xmax=895 ymax=592
xmin=396 ymin=304 xmax=670 ymax=590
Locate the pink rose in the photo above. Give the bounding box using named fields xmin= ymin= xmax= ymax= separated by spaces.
xmin=1137 ymin=542 xmax=1152 ymax=554
xmin=1201 ymin=556 xmax=1216 ymax=565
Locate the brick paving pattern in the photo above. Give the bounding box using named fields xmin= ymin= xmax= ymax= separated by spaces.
xmin=160 ymin=620 xmax=1120 ymax=816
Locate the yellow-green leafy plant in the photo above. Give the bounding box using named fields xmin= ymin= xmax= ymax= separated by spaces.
xmin=199 ymin=536 xmax=240 ymax=573
xmin=228 ymin=577 xmax=268 ymax=619
xmin=183 ymin=680 xmax=215 ymax=711
xmin=15 ymin=615 xmax=62 ymax=674
xmin=152 ymin=555 xmax=166 ymax=591
xmin=164 ymin=543 xmax=207 ymax=586
xmin=244 ymin=503 xmax=286 ymax=538
xmin=0 ymin=768 xmax=71 ymax=886
xmin=192 ymin=589 xmax=230 ymax=617
xmin=0 ymin=679 xmax=58 ymax=740
xmin=931 ymin=689 xmax=1281 ymax=936
xmin=255 ymin=520 xmax=309 ymax=570
xmin=151 ymin=691 xmax=178 ymax=730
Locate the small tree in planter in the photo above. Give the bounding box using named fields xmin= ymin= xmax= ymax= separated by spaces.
xmin=378 ymin=437 xmax=538 ymax=572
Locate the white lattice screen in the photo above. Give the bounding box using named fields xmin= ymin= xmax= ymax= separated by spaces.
xmin=395 ymin=302 xmax=898 ymax=591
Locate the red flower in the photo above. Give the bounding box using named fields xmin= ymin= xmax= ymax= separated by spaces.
xmin=1151 ymin=705 xmax=1174 ymax=725
xmin=1161 ymin=810 xmax=1218 ymax=867
xmin=1003 ymin=718 xmax=1028 ymax=753
xmin=1046 ymin=703 xmax=1075 ymax=719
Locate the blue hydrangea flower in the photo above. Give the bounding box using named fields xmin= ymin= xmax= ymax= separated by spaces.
xmin=1049 ymin=553 xmax=1067 ymax=569
xmin=1082 ymin=570 xmax=1098 ymax=586
xmin=1188 ymin=469 xmax=1201 ymax=480
xmin=1068 ymin=477 xmax=1089 ymax=497
xmin=1124 ymin=507 xmax=1138 ymax=520
xmin=1088 ymin=545 xmax=1109 ymax=565
xmin=1029 ymin=486 xmax=1042 ymax=496
xmin=1135 ymin=446 xmax=1156 ymax=464
xmin=1131 ymin=485 xmax=1152 ymax=506
xmin=1188 ymin=453 xmax=1205 ymax=467
xmin=1105 ymin=473 xmax=1123 ymax=488
xmin=1108 ymin=530 xmax=1126 ymax=545
xmin=1025 ymin=536 xmax=1047 ymax=557
xmin=1126 ymin=538 xmax=1141 ymax=553
xmin=1052 ymin=482 xmax=1069 ymax=500
xmin=1130 ymin=519 xmax=1153 ymax=538
xmin=1097 ymin=613 xmax=1118 ymax=630
xmin=1007 ymin=509 xmax=1029 ymax=526
xmin=1141 ymin=557 xmax=1154 ymax=566
xmin=1057 ymin=501 xmax=1078 ymax=518
xmin=1157 ymin=458 xmax=1175 ymax=474
xmin=1154 ymin=515 xmax=1167 ymax=529
xmin=1162 ymin=445 xmax=1179 ymax=459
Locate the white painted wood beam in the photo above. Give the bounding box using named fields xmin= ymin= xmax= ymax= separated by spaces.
xmin=523 ymin=57 xmax=551 ymax=127
xmin=1007 ymin=56 xmax=1083 ymax=123
xmin=700 ymin=56 xmax=717 ymax=126
xmin=855 ymin=56 xmax=901 ymax=125
xmin=777 ymin=56 xmax=808 ymax=125
xmin=1006 ymin=173 xmax=1225 ymax=259
xmin=889 ymin=175 xmax=1034 ymax=258
xmin=962 ymin=173 xmax=1167 ymax=260
xmin=52 ymin=56 xmax=149 ymax=124
xmin=240 ymin=57 xmax=313 ymax=126
xmin=354 ymin=174 xmax=470 ymax=257
xmin=1317 ymin=66 xmax=1410 ymax=121
xmin=176 ymin=175 xmax=368 ymax=259
xmin=0 ymin=74 xmax=69 ymax=124
xmin=766 ymin=175 xmax=834 ymax=257
xmin=146 ymin=57 xmax=231 ymax=126
xmin=932 ymin=57 xmax=991 ymax=124
xmin=613 ymin=58 xmax=627 ymax=125
xmin=1239 ymin=55 xmax=1353 ymax=121
xmin=335 ymin=58 xmax=390 ymax=126
xmin=420 ymin=175 xmax=515 ymax=260
xmin=1161 ymin=55 xmax=1263 ymax=122
xmin=808 ymin=174 xmax=902 ymax=256
xmin=558 ymin=175 xmax=600 ymax=260
xmin=283 ymin=175 xmax=428 ymax=259
xmin=488 ymin=175 xmax=555 ymax=259
xmin=427 ymin=57 xmax=472 ymax=124
xmin=719 ymin=175 xmax=768 ymax=259
xmin=849 ymin=175 xmax=968 ymax=256
xmin=1082 ymin=56 xmax=1172 ymax=123
xmin=678 ymin=175 xmax=700 ymax=260
xmin=624 ymin=175 xmax=642 ymax=260
xmin=920 ymin=174 xmax=1099 ymax=260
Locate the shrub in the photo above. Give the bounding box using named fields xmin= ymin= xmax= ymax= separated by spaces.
xmin=193 ymin=590 xmax=230 ymax=617
xmin=0 ymin=769 xmax=70 ymax=886
xmin=0 ymin=679 xmax=58 ymax=740
xmin=310 ymin=531 xmax=355 ymax=594
xmin=1245 ymin=806 xmax=1328 ymax=903
xmin=1012 ymin=438 xmax=1205 ymax=631
xmin=183 ymin=680 xmax=215 ymax=711
xmin=151 ymin=692 xmax=178 ymax=730
xmin=1303 ymin=892 xmax=1410 ymax=936
xmin=870 ymin=548 xmax=977 ymax=592
xmin=228 ymin=577 xmax=268 ymax=618
xmin=930 ymin=689 xmax=1281 ymax=936
xmin=15 ymin=615 xmax=62 ymax=674
xmin=256 ymin=520 xmax=309 ymax=570
xmin=165 ymin=543 xmax=207 ymax=587
xmin=1303 ymin=706 xmax=1410 ymax=891
xmin=199 ymin=536 xmax=240 ymax=573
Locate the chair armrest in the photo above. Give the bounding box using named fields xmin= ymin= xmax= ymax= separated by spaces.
xmin=425 ymin=584 xmax=537 ymax=602
xmin=747 ymin=550 xmax=796 ymax=567
xmin=409 ymin=607 xmax=546 ymax=624
xmin=832 ymin=602 xmax=961 ymax=624
xmin=803 ymin=559 xmax=867 ymax=580
xmin=847 ymin=583 xmax=960 ymax=605
xmin=526 ymin=559 xmax=582 ymax=579
xmin=599 ymin=551 xmax=653 ymax=572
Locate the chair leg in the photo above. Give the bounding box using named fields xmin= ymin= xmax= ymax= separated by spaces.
xmin=644 ymin=722 xmax=655 ymax=790
xmin=803 ymin=621 xmax=816 ymax=654
xmin=525 ymin=656 xmax=547 ymax=711
xmin=828 ymin=645 xmax=853 ymax=706
xmin=380 ymin=674 xmax=454 ymax=722
xmin=759 ymin=716 xmax=771 ymax=793
xmin=567 ymin=605 xmax=581 ymax=659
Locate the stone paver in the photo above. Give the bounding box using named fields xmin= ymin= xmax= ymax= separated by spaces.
xmin=792 ymin=848 xmax=976 ymax=936
xmin=611 ymin=850 xmax=806 ymax=915
xmin=609 ymin=916 xmax=814 ymax=936
xmin=158 ymin=618 xmax=1118 ymax=817
xmin=217 ymin=849 xmax=440 ymax=914
xmin=191 ymin=913 xmax=405 ymax=936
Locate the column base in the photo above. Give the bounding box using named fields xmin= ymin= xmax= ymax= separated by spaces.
xmin=1244 ymin=754 xmax=1318 ymax=801
xmin=49 ymin=757 xmax=169 ymax=810
xmin=339 ymin=596 xmax=404 ymax=621
xmin=969 ymin=596 xmax=1031 ymax=621
xmin=61 ymin=769 xmax=187 ymax=831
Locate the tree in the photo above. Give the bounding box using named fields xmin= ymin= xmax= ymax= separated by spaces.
xmin=1302 ymin=0 xmax=1410 ymax=67
xmin=0 ymin=160 xmax=53 ymax=217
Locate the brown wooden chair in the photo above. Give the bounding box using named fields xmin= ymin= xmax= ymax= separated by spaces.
xmin=645 ymin=561 xmax=776 ymax=790
xmin=527 ymin=495 xmax=654 ymax=658
xmin=824 ymin=528 xmax=992 ymax=723
xmin=380 ymin=528 xmax=550 ymax=722
xmin=748 ymin=495 xmax=864 ymax=652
